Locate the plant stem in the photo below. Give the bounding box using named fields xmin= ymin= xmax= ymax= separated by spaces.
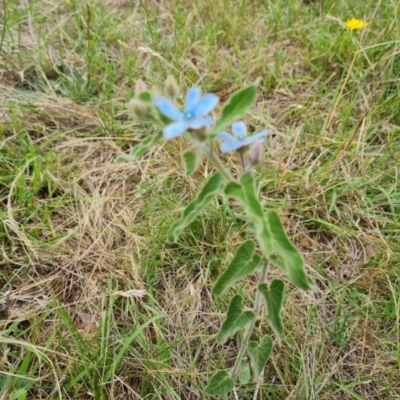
xmin=202 ymin=145 xmax=235 ymax=182
xmin=229 ymin=260 xmax=270 ymax=379
xmin=253 ymin=371 xmax=263 ymax=400
xmin=240 ymin=152 xmax=246 ymax=173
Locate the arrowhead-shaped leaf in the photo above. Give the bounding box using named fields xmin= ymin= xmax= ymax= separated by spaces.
xmin=259 ymin=280 xmax=285 ymax=342
xmin=212 ymin=240 xmax=262 ymax=296
xmin=240 ymin=173 xmax=274 ymax=257
xmin=248 ymin=335 xmax=273 ymax=380
xmin=182 ymin=149 xmax=201 ymax=176
xmin=225 ymin=174 xmax=313 ymax=291
xmin=116 ymin=130 xmax=163 ymax=162
xmin=210 ymin=84 xmax=258 ymax=138
xmin=168 ymin=173 xmax=225 ymax=242
xmin=225 ymin=173 xmax=273 ymax=257
xmin=218 ymin=295 xmax=255 ymax=345
xmin=205 ymin=371 xmax=234 ymax=396
xmin=267 ymin=210 xmax=313 ymax=290
xmin=239 ymin=359 xmax=251 ymax=385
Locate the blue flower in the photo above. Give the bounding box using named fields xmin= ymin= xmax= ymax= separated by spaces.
xmin=218 ymin=122 xmax=272 ymax=153
xmin=155 ymin=87 xmax=219 ymax=140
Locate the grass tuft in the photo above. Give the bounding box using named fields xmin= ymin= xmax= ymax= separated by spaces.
xmin=1 ymin=0 xmax=400 ymax=398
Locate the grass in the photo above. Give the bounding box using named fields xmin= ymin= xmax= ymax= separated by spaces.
xmin=1 ymin=0 xmax=400 ymax=398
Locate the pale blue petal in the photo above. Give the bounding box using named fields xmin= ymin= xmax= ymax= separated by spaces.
xmin=217 ymin=132 xmax=235 ymax=142
xmin=163 ymin=121 xmax=189 ymax=139
xmin=242 ymin=130 xmax=271 ymax=145
xmin=248 ymin=138 xmax=265 ymax=144
xmin=220 ymin=141 xmax=243 ymax=153
xmin=155 ymin=97 xmax=184 ymax=121
xmin=189 ymin=116 xmax=213 ymax=129
xmin=194 ymin=94 xmax=219 ymax=118
xmin=243 ymin=137 xmax=265 ymax=147
xmin=231 ymin=121 xmax=247 ymax=138
xmin=185 ymin=87 xmax=201 ymax=112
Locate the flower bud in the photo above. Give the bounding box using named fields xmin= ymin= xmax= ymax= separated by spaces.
xmin=248 ymin=140 xmax=264 ymax=167
xmin=164 ymin=75 xmax=180 ymax=102
xmin=135 ymin=79 xmax=147 ymax=97
xmin=129 ymin=98 xmax=152 ymax=119
xmin=189 ymin=126 xmax=208 ymax=142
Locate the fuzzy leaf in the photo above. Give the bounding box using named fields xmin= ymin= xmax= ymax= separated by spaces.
xmin=116 ymin=130 xmax=163 ymax=162
xmin=248 ymin=335 xmax=273 ymax=380
xmin=138 ymin=90 xmax=153 ymax=103
xmin=224 ymin=181 xmax=244 ymax=199
xmin=225 ymin=174 xmax=313 ymax=290
xmin=259 ymin=280 xmax=285 ymax=342
xmin=217 ymin=295 xmax=255 ymax=345
xmin=211 ymin=84 xmax=258 ymax=137
xmin=240 ymin=173 xmax=273 ymax=257
xmin=168 ymin=173 xmax=225 ymax=242
xmin=267 ymin=210 xmax=313 ymax=290
xmin=182 ymin=149 xmax=201 ymax=176
xmin=239 ymin=359 xmax=251 ymax=385
xmin=225 ymin=173 xmax=273 ymax=257
xmin=205 ymin=371 xmax=234 ymax=396
xmin=212 ymin=240 xmax=262 ymax=296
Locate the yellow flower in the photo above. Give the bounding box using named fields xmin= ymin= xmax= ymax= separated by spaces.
xmin=345 ymin=18 xmax=369 ymax=30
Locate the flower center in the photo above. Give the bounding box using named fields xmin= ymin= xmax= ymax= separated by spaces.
xmin=184 ymin=112 xmax=194 ymax=120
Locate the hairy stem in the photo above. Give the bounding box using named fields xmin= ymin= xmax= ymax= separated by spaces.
xmin=201 ymin=145 xmax=235 ymax=182
xmin=240 ymin=152 xmax=246 ymax=173
xmin=229 ymin=260 xmax=270 ymax=379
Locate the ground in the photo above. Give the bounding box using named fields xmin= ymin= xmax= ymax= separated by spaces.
xmin=0 ymin=0 xmax=400 ymax=399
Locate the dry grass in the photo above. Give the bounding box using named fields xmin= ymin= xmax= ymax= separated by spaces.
xmin=1 ymin=0 xmax=400 ymax=399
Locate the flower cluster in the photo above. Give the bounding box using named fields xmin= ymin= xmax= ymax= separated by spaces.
xmin=154 ymin=86 xmax=271 ymax=155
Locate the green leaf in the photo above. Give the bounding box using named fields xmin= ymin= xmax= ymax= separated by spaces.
xmin=225 ymin=174 xmax=313 ymax=290
xmin=205 ymin=371 xmax=234 ymax=396
xmin=182 ymin=149 xmax=201 ymax=176
xmin=259 ymin=280 xmax=285 ymax=343
xmin=218 ymin=295 xmax=255 ymax=345
xmin=210 ymin=84 xmax=258 ymax=137
xmin=247 ymin=335 xmax=273 ymax=380
xmin=240 ymin=173 xmax=273 ymax=257
xmin=267 ymin=210 xmax=313 ymax=290
xmin=168 ymin=173 xmax=225 ymax=242
xmin=138 ymin=90 xmax=153 ymax=103
xmin=224 ymin=181 xmax=244 ymax=199
xmin=212 ymin=240 xmax=262 ymax=296
xmin=239 ymin=359 xmax=251 ymax=385
xmin=116 ymin=130 xmax=163 ymax=162
xmin=225 ymin=173 xmax=273 ymax=257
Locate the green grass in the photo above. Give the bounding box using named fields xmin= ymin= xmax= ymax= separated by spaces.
xmin=1 ymin=0 xmax=400 ymax=398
